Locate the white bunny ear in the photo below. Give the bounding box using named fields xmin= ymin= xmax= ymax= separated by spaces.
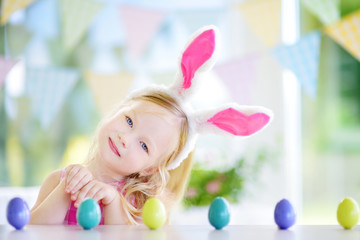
xmin=171 ymin=25 xmax=219 ymax=98
xmin=167 ymin=104 xmax=273 ymax=170
xmin=195 ymin=104 xmax=273 ymax=137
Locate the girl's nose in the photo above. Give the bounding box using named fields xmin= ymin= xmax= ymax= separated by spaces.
xmin=118 ymin=134 xmax=127 ymax=148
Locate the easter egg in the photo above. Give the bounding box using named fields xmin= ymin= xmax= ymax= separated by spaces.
xmin=274 ymin=199 xmax=296 ymax=230
xmin=208 ymin=197 xmax=230 ymax=230
xmin=7 ymin=197 xmax=30 ymax=230
xmin=142 ymin=197 xmax=166 ymax=229
xmin=337 ymin=197 xmax=359 ymax=229
xmin=76 ymin=198 xmax=101 ymax=230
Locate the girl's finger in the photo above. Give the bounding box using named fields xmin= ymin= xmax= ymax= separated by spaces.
xmin=97 ymin=191 xmax=112 ymax=205
xmin=65 ymin=165 xmax=76 ymax=181
xmin=70 ymin=174 xmax=92 ymax=194
xmin=71 ymin=191 xmax=79 ymax=201
xmin=75 ymin=181 xmax=95 ymax=207
xmin=66 ymin=171 xmax=85 ymax=193
xmin=65 ymin=166 xmax=80 ymax=190
xmin=97 ymin=187 xmax=117 ymax=205
xmin=86 ymin=185 xmax=102 ymax=202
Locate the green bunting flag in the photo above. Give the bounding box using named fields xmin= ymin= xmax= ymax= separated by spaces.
xmin=25 ymin=67 xmax=79 ymax=128
xmin=61 ymin=0 xmax=103 ymax=50
xmin=301 ymin=0 xmax=340 ymax=25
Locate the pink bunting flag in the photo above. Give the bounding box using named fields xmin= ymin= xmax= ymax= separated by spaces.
xmin=119 ymin=5 xmax=167 ymax=59
xmin=0 ymin=57 xmax=18 ymax=88
xmin=213 ymin=54 xmax=259 ymax=104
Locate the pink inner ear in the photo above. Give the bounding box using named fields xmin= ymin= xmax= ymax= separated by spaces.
xmin=207 ymin=108 xmax=270 ymax=136
xmin=181 ymin=29 xmax=215 ymax=89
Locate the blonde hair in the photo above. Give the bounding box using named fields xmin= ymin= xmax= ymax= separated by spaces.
xmin=86 ymin=89 xmax=193 ymax=224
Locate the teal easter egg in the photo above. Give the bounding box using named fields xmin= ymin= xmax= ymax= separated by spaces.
xmin=208 ymin=197 xmax=230 ymax=230
xmin=76 ymin=199 xmax=101 ymax=230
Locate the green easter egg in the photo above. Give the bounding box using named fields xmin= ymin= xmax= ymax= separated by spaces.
xmin=142 ymin=197 xmax=166 ymax=229
xmin=76 ymin=198 xmax=101 ymax=230
xmin=337 ymin=197 xmax=359 ymax=229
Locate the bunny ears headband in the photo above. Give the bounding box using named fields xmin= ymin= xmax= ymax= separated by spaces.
xmin=130 ymin=25 xmax=273 ymax=170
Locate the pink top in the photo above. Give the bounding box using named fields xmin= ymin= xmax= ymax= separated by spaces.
xmin=60 ymin=168 xmax=135 ymax=225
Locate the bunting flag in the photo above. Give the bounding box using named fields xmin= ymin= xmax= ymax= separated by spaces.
xmin=0 ymin=0 xmax=35 ymax=25
xmin=324 ymin=10 xmax=360 ymax=61
xmin=213 ymin=54 xmax=260 ymax=104
xmin=89 ymin=4 xmax=125 ymax=47
xmin=85 ymin=71 xmax=134 ymax=116
xmin=0 ymin=57 xmax=19 ymax=88
xmin=61 ymin=0 xmax=103 ymax=50
xmin=301 ymin=0 xmax=340 ymax=25
xmin=25 ymin=67 xmax=79 ymax=128
xmin=119 ymin=5 xmax=167 ymax=59
xmin=26 ymin=0 xmax=59 ymax=39
xmin=6 ymin=24 xmax=32 ymax=57
xmin=272 ymin=31 xmax=321 ymax=97
xmin=176 ymin=8 xmax=224 ymax=34
xmin=237 ymin=0 xmax=281 ymax=47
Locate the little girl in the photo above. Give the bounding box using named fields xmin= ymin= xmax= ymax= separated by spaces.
xmin=29 ymin=26 xmax=273 ymax=225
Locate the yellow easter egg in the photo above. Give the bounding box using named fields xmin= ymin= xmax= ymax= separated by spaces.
xmin=142 ymin=197 xmax=166 ymax=229
xmin=337 ymin=197 xmax=359 ymax=229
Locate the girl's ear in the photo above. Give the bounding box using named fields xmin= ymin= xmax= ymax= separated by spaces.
xmin=195 ymin=104 xmax=273 ymax=137
xmin=172 ymin=25 xmax=219 ymax=97
xmin=139 ymin=166 xmax=158 ymax=177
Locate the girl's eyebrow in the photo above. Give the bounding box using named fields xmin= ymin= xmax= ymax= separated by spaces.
xmin=132 ymin=109 xmax=156 ymax=155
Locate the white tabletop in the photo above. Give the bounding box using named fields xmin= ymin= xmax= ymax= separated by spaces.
xmin=1 ymin=224 xmax=359 ymax=240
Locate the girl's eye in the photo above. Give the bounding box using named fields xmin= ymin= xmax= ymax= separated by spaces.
xmin=126 ymin=116 xmax=133 ymax=128
xmin=140 ymin=142 xmax=148 ymax=153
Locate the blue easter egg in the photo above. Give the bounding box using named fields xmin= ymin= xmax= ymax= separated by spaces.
xmin=7 ymin=197 xmax=30 ymax=230
xmin=76 ymin=199 xmax=101 ymax=230
xmin=208 ymin=197 xmax=230 ymax=230
xmin=274 ymin=199 xmax=296 ymax=229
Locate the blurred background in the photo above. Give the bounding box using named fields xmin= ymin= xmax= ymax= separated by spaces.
xmin=1 ymin=0 xmax=360 ymax=226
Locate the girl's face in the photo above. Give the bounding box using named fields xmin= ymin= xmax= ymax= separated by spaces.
xmin=98 ymin=100 xmax=181 ymax=178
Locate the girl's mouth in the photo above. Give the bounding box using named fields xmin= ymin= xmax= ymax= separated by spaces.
xmin=108 ymin=137 xmax=120 ymax=157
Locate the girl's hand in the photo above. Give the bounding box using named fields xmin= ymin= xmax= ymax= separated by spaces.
xmin=65 ymin=164 xmax=93 ymax=195
xmin=72 ymin=180 xmax=119 ymax=208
